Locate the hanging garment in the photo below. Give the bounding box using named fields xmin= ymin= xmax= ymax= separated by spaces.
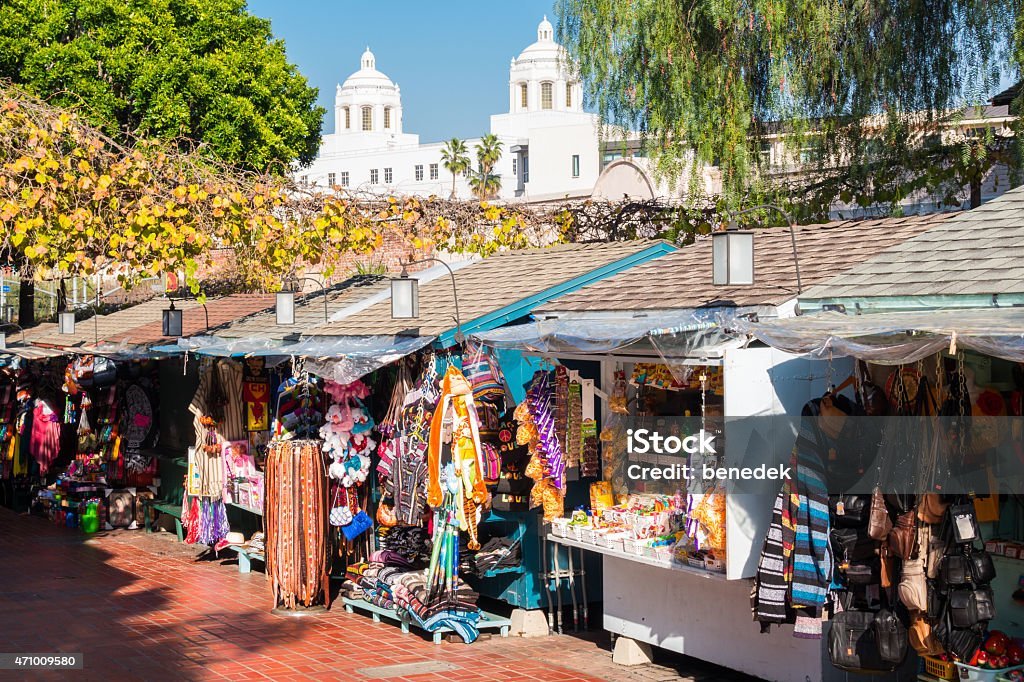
xmin=427 ymin=366 xmax=487 ymax=509
xmin=29 ymin=399 xmax=61 ymax=475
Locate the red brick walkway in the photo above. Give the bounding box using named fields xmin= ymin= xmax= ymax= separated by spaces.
xmin=0 ymin=509 xmax=754 ymax=681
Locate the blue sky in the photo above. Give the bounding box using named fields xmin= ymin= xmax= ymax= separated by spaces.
xmin=247 ymin=0 xmax=557 ymax=143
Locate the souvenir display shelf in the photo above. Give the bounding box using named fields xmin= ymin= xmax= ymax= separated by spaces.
xmin=546 ymin=533 xmax=728 ymax=580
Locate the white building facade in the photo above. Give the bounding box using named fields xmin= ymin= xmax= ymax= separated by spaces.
xmin=301 ymin=18 xmax=633 ymax=203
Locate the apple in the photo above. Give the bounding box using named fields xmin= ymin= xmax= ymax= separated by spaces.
xmin=986 ymin=631 xmax=1011 ymax=657
xmin=1008 ymin=643 xmax=1024 ymax=665
xmin=978 ymin=651 xmax=991 ymax=668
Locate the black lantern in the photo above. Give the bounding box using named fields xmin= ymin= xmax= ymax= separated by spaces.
xmin=162 ymin=301 xmax=183 ymax=337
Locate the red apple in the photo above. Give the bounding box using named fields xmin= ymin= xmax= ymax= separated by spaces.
xmin=978 ymin=650 xmax=991 ymax=668
xmin=986 ymin=631 xmax=1010 ymax=656
xmin=1008 ymin=643 xmax=1024 ymax=665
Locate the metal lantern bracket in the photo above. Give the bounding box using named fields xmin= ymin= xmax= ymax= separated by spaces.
xmin=721 ymin=203 xmax=803 ymax=293
xmin=391 ymin=258 xmax=463 ymax=344
xmin=277 ymin=276 xmax=329 ymax=325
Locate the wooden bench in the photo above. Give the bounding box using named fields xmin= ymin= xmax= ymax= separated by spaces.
xmin=226 ymin=544 xmax=265 ymax=574
xmin=141 ymin=498 xmax=184 ymax=541
xmin=341 ymin=597 xmax=511 ymax=643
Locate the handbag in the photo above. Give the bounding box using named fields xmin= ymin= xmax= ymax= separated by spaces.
xmin=939 ymin=553 xmax=972 ymax=588
xmin=482 ymin=442 xmax=501 ymax=484
xmin=830 ymin=527 xmax=879 ymax=563
xmin=918 ymin=492 xmax=949 ymax=524
xmin=341 ymin=510 xmax=374 ymax=541
xmin=463 ymin=340 xmax=507 ymax=405
xmin=898 ymin=558 xmax=928 ymax=612
xmin=874 ymin=608 xmax=909 ymax=665
xmin=868 ymin=487 xmax=893 ymax=541
xmin=831 ymin=494 xmax=870 ymax=527
xmin=828 ymin=609 xmax=899 ymax=674
xmin=908 ymin=612 xmax=945 ymax=656
xmin=948 ymin=586 xmax=995 ymax=628
xmin=949 ymin=503 xmax=979 ymax=544
xmin=967 ymin=547 xmax=996 ymax=585
xmin=845 ymin=558 xmax=882 ymax=585
xmin=888 ymin=510 xmax=916 ymax=560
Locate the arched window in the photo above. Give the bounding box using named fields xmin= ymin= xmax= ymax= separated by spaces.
xmin=566 ymin=83 xmax=573 ymax=109
xmin=384 ymin=107 xmax=392 ymax=129
xmin=361 ymin=106 xmax=373 ymax=131
xmin=541 ymin=82 xmax=553 ymax=110
xmin=519 ymin=83 xmax=528 ymax=109
xmin=344 ymin=107 xmax=351 ymax=129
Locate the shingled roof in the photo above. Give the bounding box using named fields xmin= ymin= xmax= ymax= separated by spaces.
xmin=28 ymin=294 xmax=276 ymax=349
xmin=210 ymin=275 xmax=389 ymax=342
xmin=537 ymin=213 xmax=956 ymax=313
xmin=802 ymin=185 xmax=1024 ymax=300
xmin=307 ymin=241 xmax=674 ymax=339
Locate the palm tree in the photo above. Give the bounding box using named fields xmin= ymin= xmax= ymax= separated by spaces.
xmin=440 ymin=138 xmax=470 ymax=199
xmin=470 ymin=134 xmax=504 ymax=200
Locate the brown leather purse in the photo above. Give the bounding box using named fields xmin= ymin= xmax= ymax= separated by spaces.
xmin=918 ymin=493 xmax=949 ymax=524
xmin=868 ymin=487 xmax=893 ymax=541
xmin=888 ymin=510 xmax=917 ymax=560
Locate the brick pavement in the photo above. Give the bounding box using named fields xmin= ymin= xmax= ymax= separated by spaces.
xmin=0 ymin=508 xmax=759 ymax=681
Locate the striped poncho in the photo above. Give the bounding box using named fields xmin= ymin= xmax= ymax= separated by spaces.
xmin=753 ymin=402 xmax=834 ymax=635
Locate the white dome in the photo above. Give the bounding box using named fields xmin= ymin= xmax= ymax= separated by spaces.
xmin=341 ymin=47 xmax=397 ymax=90
xmin=517 ymin=16 xmax=563 ymax=60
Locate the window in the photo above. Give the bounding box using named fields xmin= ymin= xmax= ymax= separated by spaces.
xmin=328 ymin=172 xmax=336 ymax=187
xmin=571 ymin=155 xmax=580 ymax=178
xmin=429 ymin=163 xmax=439 ymax=180
xmin=522 ymin=155 xmax=529 ymax=183
xmin=362 ymin=106 xmax=373 ymax=131
xmin=344 ymin=107 xmax=350 ymax=129
xmin=301 ymin=174 xmax=309 ymax=184
xmin=370 ymin=168 xmax=379 ymax=184
xmin=512 ymin=158 xmax=518 ymax=177
xmin=519 ymin=83 xmax=528 ymax=109
xmin=758 ymin=141 xmax=772 ymax=165
xmin=415 ymin=164 xmax=424 ymax=181
xmin=566 ymin=83 xmax=573 ymax=108
xmin=384 ymin=107 xmax=392 ymax=130
xmin=541 ymin=82 xmax=553 ymax=110
xmin=384 ymin=167 xmax=393 ymax=183
xmin=340 ymin=171 xmax=349 ymax=187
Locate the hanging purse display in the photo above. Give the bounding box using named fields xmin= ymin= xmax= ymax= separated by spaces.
xmin=830 ymin=527 xmax=879 ymax=563
xmin=868 ymin=487 xmax=893 ymax=541
xmin=968 ymin=547 xmax=996 ymax=584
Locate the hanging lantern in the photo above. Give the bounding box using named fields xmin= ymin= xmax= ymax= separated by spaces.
xmin=162 ymin=301 xmax=183 ymax=337
xmin=712 ymin=224 xmax=755 ymax=286
xmin=390 ymin=269 xmax=419 ymax=319
xmin=276 ymin=290 xmax=296 ymax=325
xmin=59 ymin=311 xmax=76 ymax=335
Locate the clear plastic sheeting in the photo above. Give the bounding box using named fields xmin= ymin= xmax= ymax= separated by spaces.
xmin=738 ymin=308 xmax=1024 ymax=365
xmin=471 ymin=308 xmax=748 ymax=356
xmin=153 ymin=336 xmax=288 ymax=357
xmin=297 ymin=335 xmax=435 ymax=385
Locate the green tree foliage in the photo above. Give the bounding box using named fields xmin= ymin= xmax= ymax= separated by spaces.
xmin=556 ymin=0 xmax=1019 ymax=217
xmin=440 ymin=137 xmax=470 ymax=199
xmin=0 ymin=0 xmax=324 ymax=173
xmin=470 ymin=134 xmax=503 ymax=200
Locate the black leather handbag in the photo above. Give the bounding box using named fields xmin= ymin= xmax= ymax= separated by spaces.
xmin=874 ymin=609 xmax=909 ymax=665
xmin=831 ymin=495 xmax=870 ymax=527
xmin=828 ymin=609 xmax=900 ymax=674
xmin=830 ymin=527 xmax=879 ymax=563
xmin=948 ymin=586 xmax=995 ymax=628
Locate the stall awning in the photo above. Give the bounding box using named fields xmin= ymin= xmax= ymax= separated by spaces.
xmin=470 ymin=308 xmax=745 ymax=359
xmin=738 ymin=308 xmax=1024 ymax=364
xmin=0 ymin=344 xmax=69 ymax=364
xmin=153 ymin=334 xmax=435 ymax=384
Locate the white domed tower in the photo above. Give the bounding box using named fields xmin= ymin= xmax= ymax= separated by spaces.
xmin=332 ymin=48 xmax=416 ymax=151
xmin=506 ymin=16 xmax=582 ymax=115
